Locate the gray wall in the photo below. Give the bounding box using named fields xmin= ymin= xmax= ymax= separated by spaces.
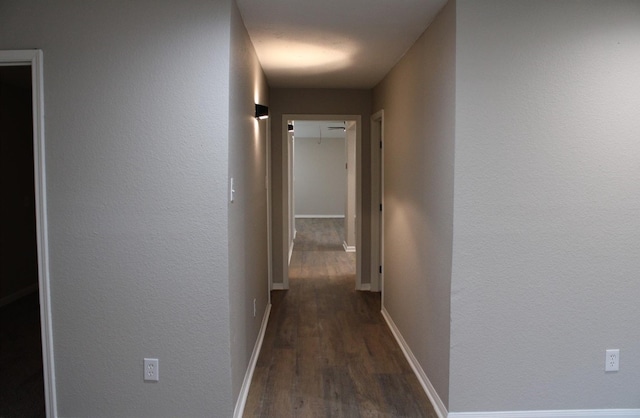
xmin=372 ymin=0 xmax=456 ymax=407
xmin=451 ymin=0 xmax=640 ymax=412
xmin=373 ymin=0 xmax=640 ymax=413
xmin=0 ymin=0 xmax=267 ymax=415
xmin=270 ymin=88 xmax=372 ymax=286
xmin=294 ymin=137 xmax=346 ymax=217
xmin=228 ymin=0 xmax=270 ymax=405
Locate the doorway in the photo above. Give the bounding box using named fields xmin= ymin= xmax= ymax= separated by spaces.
xmin=370 ymin=110 xmax=384 ymax=295
xmin=0 ymin=50 xmax=55 ymax=417
xmin=280 ymin=114 xmax=363 ymax=290
xmin=290 ymin=120 xmax=353 ymax=248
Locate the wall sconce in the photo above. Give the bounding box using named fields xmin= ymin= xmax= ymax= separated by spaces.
xmin=255 ymin=104 xmax=269 ymax=120
xmin=288 ymin=123 xmax=294 ymax=132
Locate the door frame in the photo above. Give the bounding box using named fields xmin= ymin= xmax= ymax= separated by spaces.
xmin=0 ymin=49 xmax=57 ymax=417
xmin=343 ymin=121 xmax=357 ymax=253
xmin=280 ymin=114 xmax=363 ymax=290
xmin=266 ymin=116 xmax=273 ymax=296
xmin=370 ymin=110 xmax=384 ymax=296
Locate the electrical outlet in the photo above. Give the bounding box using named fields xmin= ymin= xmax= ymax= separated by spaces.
xmin=144 ymin=358 xmax=159 ymax=381
xmin=253 ymin=298 xmax=256 ymax=317
xmin=605 ymin=349 xmax=619 ymax=372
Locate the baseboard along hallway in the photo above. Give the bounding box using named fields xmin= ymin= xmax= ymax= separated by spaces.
xmin=244 ymin=218 xmax=437 ymax=417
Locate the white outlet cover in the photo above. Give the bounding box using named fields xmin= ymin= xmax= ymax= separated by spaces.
xmin=605 ymin=349 xmax=619 ymax=372
xmin=144 ymin=358 xmax=159 ymax=381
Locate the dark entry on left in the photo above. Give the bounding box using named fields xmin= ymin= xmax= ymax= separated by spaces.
xmin=0 ymin=64 xmax=45 ymax=417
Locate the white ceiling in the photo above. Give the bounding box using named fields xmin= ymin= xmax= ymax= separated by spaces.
xmin=292 ymin=121 xmax=346 ymax=139
xmin=235 ymin=0 xmax=447 ymax=89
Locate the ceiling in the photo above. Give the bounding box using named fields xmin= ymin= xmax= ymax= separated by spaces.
xmin=292 ymin=120 xmax=346 ymax=139
xmin=235 ymin=0 xmax=447 ymax=89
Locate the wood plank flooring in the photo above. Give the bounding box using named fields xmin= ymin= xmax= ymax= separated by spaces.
xmin=244 ymin=218 xmax=437 ymax=418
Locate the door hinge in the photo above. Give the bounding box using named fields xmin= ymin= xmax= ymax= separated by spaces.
xmin=379 ymin=265 xmax=382 ymax=274
xmin=379 ymin=203 xmax=382 ymax=211
xmin=380 ymin=141 xmax=382 ymax=149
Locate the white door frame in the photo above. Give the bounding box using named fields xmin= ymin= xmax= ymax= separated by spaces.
xmin=1 ymin=49 xmax=57 ymax=417
xmin=288 ymin=131 xmax=295 ymax=265
xmin=343 ymin=121 xmax=357 ymax=254
xmin=281 ymin=114 xmax=363 ymax=290
xmin=266 ymin=117 xmax=273 ymax=297
xmin=370 ymin=110 xmax=384 ymax=296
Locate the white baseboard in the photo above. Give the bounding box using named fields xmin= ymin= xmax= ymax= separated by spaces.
xmin=381 ymin=309 xmax=639 ymax=418
xmin=357 ymin=283 xmax=371 ymax=291
xmin=448 ymin=410 xmax=640 ymax=417
xmin=295 ymin=215 xmax=345 ymax=219
xmin=288 ymin=240 xmax=294 ymax=265
xmin=381 ymin=307 xmax=448 ymax=418
xmin=0 ymin=283 xmax=38 ymax=307
xmin=233 ymin=303 xmax=272 ymax=418
xmin=271 ymin=283 xmax=286 ymax=290
xmin=343 ymin=241 xmax=356 ymax=253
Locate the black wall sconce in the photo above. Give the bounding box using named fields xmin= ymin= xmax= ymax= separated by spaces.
xmin=255 ymin=104 xmax=269 ymax=120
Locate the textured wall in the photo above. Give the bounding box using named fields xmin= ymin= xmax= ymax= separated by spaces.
xmin=372 ymin=0 xmax=456 ymax=407
xmin=0 ymin=0 xmax=234 ymax=416
xmin=294 ymin=137 xmax=346 ymax=217
xmin=228 ymin=0 xmax=270 ymax=404
xmin=270 ymin=88 xmax=372 ymax=286
xmin=451 ymin=0 xmax=640 ymax=412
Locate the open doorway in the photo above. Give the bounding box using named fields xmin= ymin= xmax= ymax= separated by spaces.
xmin=370 ymin=110 xmax=384 ymax=295
xmin=280 ymin=114 xmax=363 ymax=290
xmin=291 ymin=120 xmax=353 ymax=247
xmin=0 ymin=50 xmax=55 ymax=417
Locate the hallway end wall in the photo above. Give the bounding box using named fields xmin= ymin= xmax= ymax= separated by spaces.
xmin=294 ymin=137 xmax=347 ymax=218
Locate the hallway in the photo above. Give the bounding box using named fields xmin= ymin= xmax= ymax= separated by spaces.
xmin=244 ymin=218 xmax=437 ymax=417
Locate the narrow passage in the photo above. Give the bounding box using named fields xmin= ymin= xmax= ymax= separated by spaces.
xmin=245 ymin=218 xmax=436 ymax=417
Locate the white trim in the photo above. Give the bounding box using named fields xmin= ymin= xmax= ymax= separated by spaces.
xmin=381 ymin=308 xmax=640 ymax=418
xmin=32 ymin=49 xmax=57 ymax=418
xmin=342 ymin=242 xmax=356 ymax=253
xmin=286 ymin=131 xmax=294 ymax=290
xmin=282 ymin=114 xmax=363 ymax=292
xmin=266 ymin=117 xmax=273 ymax=295
xmin=233 ymin=303 xmax=272 ymax=418
xmin=295 ymin=214 xmax=345 ymax=219
xmin=370 ymin=110 xmax=384 ymax=294
xmin=381 ymin=307 xmax=448 ymax=418
xmin=448 ymin=410 xmax=640 ymax=417
xmin=0 ymin=283 xmax=39 ymax=307
xmin=1 ymin=49 xmax=57 ymax=418
xmin=357 ymin=283 xmax=371 ymax=291
xmin=271 ymin=283 xmax=286 ymax=290
xmin=288 ymin=239 xmax=294 ymax=265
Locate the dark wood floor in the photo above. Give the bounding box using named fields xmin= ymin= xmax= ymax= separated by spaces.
xmin=244 ymin=218 xmax=437 ymax=418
